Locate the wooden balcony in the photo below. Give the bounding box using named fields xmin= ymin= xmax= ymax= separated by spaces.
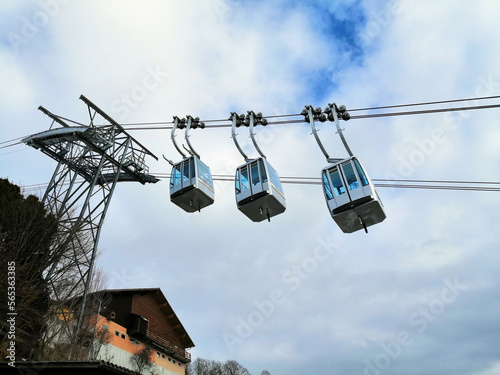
xmin=146 ymin=329 xmax=191 ymax=362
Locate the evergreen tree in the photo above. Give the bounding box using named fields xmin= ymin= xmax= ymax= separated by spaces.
xmin=0 ymin=178 xmax=58 ymax=360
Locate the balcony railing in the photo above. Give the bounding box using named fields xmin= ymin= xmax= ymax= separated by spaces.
xmin=146 ymin=329 xmax=191 ymax=361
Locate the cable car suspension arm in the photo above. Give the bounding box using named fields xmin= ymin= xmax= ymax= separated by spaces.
xmin=184 ymin=115 xmax=205 ymax=159
xmin=248 ymin=111 xmax=268 ymax=159
xmin=230 ymin=112 xmax=250 ymax=161
xmin=171 ymin=116 xmax=187 ymax=158
xmin=325 ymin=103 xmax=353 ymax=157
xmin=303 ymin=105 xmax=331 ymax=162
xmin=303 ymin=104 xmax=352 ymax=162
xmin=162 ymin=154 xmax=174 ymax=166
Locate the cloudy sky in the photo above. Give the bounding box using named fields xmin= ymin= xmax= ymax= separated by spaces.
xmin=2 ymin=0 xmax=500 ymax=374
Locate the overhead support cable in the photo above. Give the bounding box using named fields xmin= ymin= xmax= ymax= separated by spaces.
xmin=117 ymin=101 xmax=500 ymax=131
xmin=0 ymin=136 xmax=26 ymax=145
xmin=349 ymin=103 xmax=500 ymax=119
xmin=0 ymin=141 xmax=23 ymax=150
xmin=147 ymin=173 xmax=500 ymax=192
xmin=348 ymin=95 xmax=500 ymax=112
xmin=19 ymin=175 xmax=500 ymax=193
xmin=3 ymin=95 xmax=500 ymax=146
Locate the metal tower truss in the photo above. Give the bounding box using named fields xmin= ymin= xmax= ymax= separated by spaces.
xmin=22 ymin=95 xmax=158 ymax=351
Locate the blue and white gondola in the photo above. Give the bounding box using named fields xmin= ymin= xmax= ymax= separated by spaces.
xmin=321 ymin=156 xmax=385 ymax=233
xmin=231 ymin=112 xmax=286 ymax=222
xmin=305 ymin=104 xmax=386 ymax=233
xmin=168 ymin=116 xmax=215 ymax=213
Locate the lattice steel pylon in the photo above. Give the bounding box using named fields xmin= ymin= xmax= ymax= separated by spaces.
xmin=22 ymin=95 xmax=158 ymax=356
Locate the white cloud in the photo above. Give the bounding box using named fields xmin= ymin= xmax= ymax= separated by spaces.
xmin=472 ymin=362 xmax=500 ymax=375
xmin=1 ymin=1 xmax=500 ymax=374
xmin=0 ymin=52 xmax=35 ymax=108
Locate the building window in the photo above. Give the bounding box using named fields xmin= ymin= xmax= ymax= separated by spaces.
xmin=115 ymin=330 xmax=120 ymax=337
xmin=135 ymin=340 xmax=140 ymax=346
xmin=161 ymin=354 xmax=166 ymax=359
xmin=157 ymin=351 xmax=160 ymax=357
xmin=173 ymin=360 xmax=176 ymax=364
xmin=178 ymin=363 xmax=182 ymax=367
xmin=129 ymin=337 xmax=134 ymax=343
xmin=168 ymin=358 xmax=172 ymax=362
xmin=121 ymin=333 xmax=126 ymax=339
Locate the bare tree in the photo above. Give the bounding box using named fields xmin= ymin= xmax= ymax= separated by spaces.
xmin=189 ymin=358 xmax=219 ymax=375
xmin=35 ymin=240 xmax=109 ymax=361
xmin=0 ymin=179 xmax=109 ymax=362
xmin=83 ymin=270 xmax=112 ymax=360
xmin=187 ymin=358 xmax=250 ymax=375
xmin=131 ymin=346 xmax=154 ymax=374
xmin=224 ymin=360 xmax=250 ymax=375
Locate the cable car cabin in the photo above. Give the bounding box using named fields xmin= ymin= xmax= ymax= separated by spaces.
xmin=235 ymin=157 xmax=286 ymax=222
xmin=170 ymin=156 xmax=214 ymax=212
xmin=322 ymin=156 xmax=386 ymax=233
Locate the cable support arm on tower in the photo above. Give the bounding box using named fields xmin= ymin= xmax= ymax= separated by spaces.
xmin=80 ymin=95 xmax=123 ymax=131
xmin=38 ymin=106 xmax=73 ymax=128
xmin=79 ymin=95 xmax=158 ymax=161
